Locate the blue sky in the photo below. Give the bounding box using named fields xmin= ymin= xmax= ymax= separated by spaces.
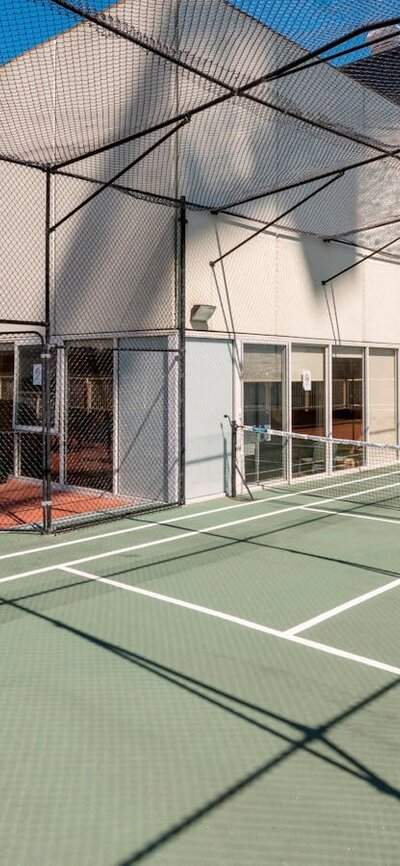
xmin=229 ymin=0 xmax=400 ymax=65
xmin=1 ymin=0 xmax=399 ymax=67
xmin=0 ymin=0 xmax=109 ymax=64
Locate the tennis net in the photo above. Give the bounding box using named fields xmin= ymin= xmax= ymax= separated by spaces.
xmin=235 ymin=425 xmax=400 ymax=509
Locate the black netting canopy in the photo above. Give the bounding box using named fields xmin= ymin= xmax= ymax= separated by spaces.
xmin=3 ymin=1 xmax=400 ymax=254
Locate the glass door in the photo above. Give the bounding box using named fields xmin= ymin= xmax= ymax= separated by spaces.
xmin=332 ymin=347 xmax=363 ymax=469
xmin=291 ymin=345 xmax=326 ymax=477
xmin=243 ymin=344 xmax=285 ymax=483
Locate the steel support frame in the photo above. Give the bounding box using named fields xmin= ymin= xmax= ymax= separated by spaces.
xmin=178 ymin=197 xmax=186 ymax=505
xmin=49 ymin=1 xmax=400 ymax=177
xmin=41 ymin=122 xmax=187 ymax=531
xmin=42 ymin=170 xmax=53 ymax=533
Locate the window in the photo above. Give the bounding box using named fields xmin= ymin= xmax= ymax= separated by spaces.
xmin=369 ymin=349 xmax=397 ymax=445
xmin=14 ymin=343 xmax=57 ymax=430
xmin=243 ymin=344 xmax=285 ymax=483
xmin=291 ymin=345 xmax=325 ymax=477
xmin=332 ymin=347 xmax=363 ymax=470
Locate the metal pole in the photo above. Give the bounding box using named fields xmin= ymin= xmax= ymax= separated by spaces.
xmin=178 ymin=196 xmax=186 ymax=505
xmin=322 ymin=231 xmax=400 ymax=285
xmin=42 ymin=170 xmax=52 ymax=533
xmin=231 ymin=419 xmax=237 ymax=498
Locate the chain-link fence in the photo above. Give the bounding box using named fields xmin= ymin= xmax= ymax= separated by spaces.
xmin=0 ymin=161 xmax=183 ymax=532
xmin=0 ymin=334 xmax=181 ymax=531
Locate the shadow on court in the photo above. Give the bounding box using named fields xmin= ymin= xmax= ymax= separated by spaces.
xmin=1 ymin=587 xmax=399 ymax=864
xmin=45 ymin=507 xmax=400 ymax=594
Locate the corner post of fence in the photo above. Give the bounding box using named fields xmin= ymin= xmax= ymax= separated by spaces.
xmin=178 ymin=195 xmax=186 ymax=506
xmin=42 ymin=169 xmax=53 ymax=533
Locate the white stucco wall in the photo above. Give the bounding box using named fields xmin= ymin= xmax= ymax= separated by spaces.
xmin=185 ymin=209 xmax=400 ymax=346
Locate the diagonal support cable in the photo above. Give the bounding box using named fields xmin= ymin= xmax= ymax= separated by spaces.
xmin=325 ymin=214 xmax=400 ymax=240
xmin=209 ymin=172 xmax=344 ymax=268
xmin=49 ymin=118 xmax=189 ymax=233
xmin=212 ymin=144 xmax=400 ymax=214
xmin=322 ymin=233 xmax=400 ymax=285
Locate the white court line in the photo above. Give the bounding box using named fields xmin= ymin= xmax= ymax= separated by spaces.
xmin=305 ymin=506 xmax=400 ymax=526
xmin=2 ymin=476 xmax=400 ymax=587
xmin=60 ymin=566 xmax=400 ymax=678
xmin=60 ymin=566 xmax=283 ymax=636
xmin=0 ymin=497 xmax=272 ymax=562
xmin=284 ymin=577 xmax=400 ymax=636
xmin=0 ymin=464 xmax=398 ymax=564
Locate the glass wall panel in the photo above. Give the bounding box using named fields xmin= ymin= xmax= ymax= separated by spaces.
xmin=369 ymin=349 xmax=397 ymax=445
xmin=291 ymin=345 xmax=325 ymax=477
xmin=15 ymin=343 xmax=57 ymax=429
xmin=332 ymin=347 xmax=363 ymax=470
xmin=243 ymin=344 xmax=285 ymax=483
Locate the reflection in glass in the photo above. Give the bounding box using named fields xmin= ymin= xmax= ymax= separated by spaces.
xmin=291 ymin=346 xmax=325 ymax=477
xmin=243 ymin=345 xmax=284 ymax=483
xmin=369 ymin=349 xmax=396 ymax=445
xmin=15 ymin=344 xmax=57 ymax=428
xmin=332 ymin=348 xmax=363 ymax=470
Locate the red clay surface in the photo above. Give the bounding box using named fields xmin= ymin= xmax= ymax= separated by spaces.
xmin=0 ymin=477 xmax=132 ymax=529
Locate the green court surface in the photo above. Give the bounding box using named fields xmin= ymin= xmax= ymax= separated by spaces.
xmin=1 ymin=492 xmax=399 ymax=865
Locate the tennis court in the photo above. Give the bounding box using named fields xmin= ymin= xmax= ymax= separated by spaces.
xmin=1 ymin=481 xmax=399 ymax=865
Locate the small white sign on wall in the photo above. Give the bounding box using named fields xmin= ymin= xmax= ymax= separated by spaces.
xmin=302 ymin=369 xmax=312 ymax=391
xmin=32 ymin=363 xmax=42 ymax=386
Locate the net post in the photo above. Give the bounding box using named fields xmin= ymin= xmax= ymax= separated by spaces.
xmin=231 ymin=419 xmax=238 ymax=498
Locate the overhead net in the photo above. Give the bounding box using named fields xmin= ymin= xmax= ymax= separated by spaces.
xmin=2 ymin=2 xmax=400 ymax=249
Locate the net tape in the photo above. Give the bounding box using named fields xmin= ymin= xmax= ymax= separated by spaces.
xmin=240 ymin=425 xmax=400 ymax=508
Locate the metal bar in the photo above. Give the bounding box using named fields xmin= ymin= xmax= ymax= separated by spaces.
xmin=51 ymin=0 xmax=400 ymax=93
xmin=51 ymin=170 xmax=400 ymax=261
xmin=262 ymin=25 xmax=400 ymax=84
xmin=50 ymin=119 xmax=189 ymax=232
xmin=325 ymin=213 xmax=400 ymax=240
xmin=0 ymin=154 xmax=48 ymax=171
xmin=322 ymin=232 xmax=400 ymax=285
xmin=49 ymin=5 xmax=400 ymax=176
xmin=213 ymin=146 xmax=400 ymax=213
xmin=0 ymin=319 xmax=46 ymax=327
xmin=43 ymin=171 xmax=53 ymax=533
xmin=210 ymin=172 xmax=343 ymax=267
xmin=237 ymin=16 xmax=400 ymax=92
xmin=178 ymin=196 xmax=186 ymax=505
xmin=49 ymin=0 xmax=233 ymax=94
xmin=54 ymin=100 xmax=225 ymax=171
xmin=53 ymin=46 xmax=398 ymax=174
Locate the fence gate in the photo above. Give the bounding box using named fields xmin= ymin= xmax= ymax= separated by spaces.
xmin=0 ymin=335 xmax=181 ymax=532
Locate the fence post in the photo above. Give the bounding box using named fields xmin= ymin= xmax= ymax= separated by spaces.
xmin=42 ymin=169 xmax=52 ymax=533
xmin=178 ymin=195 xmax=186 ymax=505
